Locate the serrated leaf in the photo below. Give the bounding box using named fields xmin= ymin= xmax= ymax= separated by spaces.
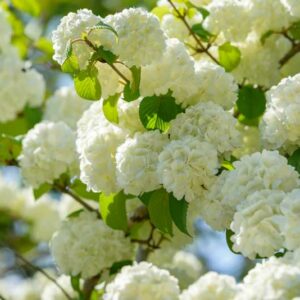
xmin=237 ymin=86 xmax=266 ymax=119
xmin=123 ymin=66 xmax=141 ymax=102
xmin=147 ymin=189 xmax=173 ymax=235
xmin=74 ymin=65 xmax=101 ymax=100
xmin=0 ymin=134 xmax=22 ymax=165
xmin=103 ymin=93 xmax=120 ymax=124
xmin=225 ymin=229 xmax=241 ymax=255
xmin=288 ymin=149 xmax=300 ymax=174
xmin=169 ymin=193 xmax=190 ymax=235
xmin=99 ymin=191 xmax=128 ymax=230
xmin=191 ymin=23 xmax=213 ymax=42
xmin=70 ymin=178 xmax=100 ymax=202
xmin=218 ymin=42 xmax=241 ymax=72
xmin=139 ymin=93 xmax=183 ymax=132
xmin=61 ymin=43 xmax=80 ymax=74
xmin=109 ymin=260 xmax=132 ymax=275
xmin=33 ymin=183 xmax=51 ymax=200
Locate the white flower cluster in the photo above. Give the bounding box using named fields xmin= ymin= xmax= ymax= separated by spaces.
xmin=50 ymin=210 xmax=133 ymax=278
xmin=0 ymin=48 xmax=45 ymax=123
xmin=260 ymin=74 xmax=300 ymax=153
xmin=282 ymin=0 xmax=300 ymax=18
xmin=19 ymin=121 xmax=78 ymax=188
xmin=44 ymin=86 xmax=91 ymax=130
xmin=104 ymin=262 xmax=180 ymax=300
xmin=0 ymin=8 xmax=12 ymax=49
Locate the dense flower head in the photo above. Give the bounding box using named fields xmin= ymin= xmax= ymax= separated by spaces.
xmin=19 ymin=121 xmax=77 ymax=188
xmin=116 ymin=130 xmax=168 ymax=195
xmin=51 ymin=210 xmax=133 ymax=279
xmin=44 ymin=86 xmax=91 ymax=129
xmin=0 ymin=8 xmax=12 ymax=49
xmin=180 ymin=271 xmax=240 ymax=300
xmin=104 ymin=262 xmax=180 ymax=300
xmin=158 ymin=137 xmax=219 ymax=202
xmin=282 ymin=0 xmax=300 ymax=18
xmin=169 ymin=102 xmax=241 ymax=158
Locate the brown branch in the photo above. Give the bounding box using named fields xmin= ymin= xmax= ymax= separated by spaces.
xmin=83 ymin=274 xmax=101 ymax=299
xmin=279 ymin=43 xmax=300 ymax=67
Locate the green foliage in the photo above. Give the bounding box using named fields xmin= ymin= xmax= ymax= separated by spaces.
xmin=93 ymin=46 xmax=118 ymax=65
xmin=88 ymin=20 xmax=118 ymax=37
xmin=289 ymin=21 xmax=300 ymax=40
xmin=260 ymin=30 xmax=275 ymax=44
xmin=12 ymin=0 xmax=41 ymax=16
xmin=70 ymin=178 xmax=100 ymax=202
xmin=123 ymin=66 xmax=141 ymax=102
xmin=33 ymin=183 xmax=52 ymax=200
xmin=74 ymin=65 xmax=102 ymax=100
xmin=109 ymin=260 xmax=132 ymax=275
xmin=61 ymin=43 xmax=80 ymax=74
xmin=0 ymin=134 xmax=22 ymax=165
xmin=237 ymin=86 xmax=266 ymax=119
xmin=139 ymin=93 xmax=183 ymax=132
xmin=225 ymin=229 xmax=241 ymax=255
xmin=34 ymin=37 xmax=54 ymax=58
xmin=218 ymin=42 xmax=241 ymax=72
xmin=71 ymin=274 xmax=83 ymax=299
xmin=288 ymin=149 xmax=300 ymax=174
xmin=103 ymin=93 xmax=120 ymax=124
xmin=99 ymin=191 xmax=129 ymax=231
xmin=191 ymin=23 xmax=213 ymax=42
xmin=151 ymin=6 xmax=170 ymax=20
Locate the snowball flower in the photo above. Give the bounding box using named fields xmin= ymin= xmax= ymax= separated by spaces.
xmin=140 ymin=38 xmax=197 ymax=106
xmin=76 ymin=102 xmax=128 ymax=194
xmin=158 ymin=137 xmax=219 ymax=202
xmin=19 ymin=121 xmax=77 ymax=188
xmin=238 ymin=257 xmax=300 ymax=300
xmin=282 ymin=0 xmax=300 ymax=18
xmin=51 ymin=211 xmax=133 ymax=279
xmin=0 ymin=8 xmax=12 ymax=49
xmin=104 ymin=262 xmax=180 ymax=300
xmin=280 ymin=189 xmax=300 ymax=250
xmin=116 ymin=130 xmax=168 ymax=195
xmin=44 ymin=86 xmax=91 ymax=129
xmin=230 ymin=190 xmax=285 ymax=259
xmin=52 ymin=9 xmax=100 ymax=65
xmin=180 ymin=272 xmax=239 ymax=300
xmin=105 ymin=8 xmax=166 ymax=67
xmin=260 ymin=74 xmax=300 ymax=152
xmin=189 ymin=61 xmax=238 ymax=109
xmin=169 ymin=102 xmax=241 ymax=157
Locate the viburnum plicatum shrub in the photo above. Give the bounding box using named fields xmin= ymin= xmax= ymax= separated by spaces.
xmin=3 ymin=0 xmax=300 ymax=298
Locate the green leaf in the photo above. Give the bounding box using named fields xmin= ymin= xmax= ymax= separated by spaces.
xmin=260 ymin=30 xmax=274 ymax=44
xmin=237 ymin=113 xmax=260 ymax=127
xmin=23 ymin=106 xmax=43 ymax=128
xmin=191 ymin=23 xmax=213 ymax=42
xmin=197 ymin=7 xmax=209 ymax=19
xmin=74 ymin=65 xmax=101 ymax=100
xmin=139 ymin=191 xmax=154 ymax=206
xmin=288 ymin=149 xmax=300 ymax=174
xmin=33 ymin=183 xmax=52 ymax=200
xmin=139 ymin=93 xmax=183 ymax=132
xmin=123 ymin=66 xmax=141 ymax=102
xmin=151 ymin=6 xmax=170 ymax=20
xmin=103 ymin=93 xmax=120 ymax=124
xmin=147 ymin=189 xmax=173 ymax=235
xmin=109 ymin=260 xmax=132 ymax=275
xmin=71 ymin=274 xmax=82 ymax=297
xmin=88 ymin=20 xmax=118 ymax=37
xmin=61 ymin=43 xmax=80 ymax=74
xmin=12 ymin=0 xmax=40 ymax=16
xmin=218 ymin=42 xmax=241 ymax=72
xmin=67 ymin=209 xmax=84 ymax=218
xmin=34 ymin=37 xmax=54 ymax=57
xmin=99 ymin=191 xmax=129 ymax=230
xmin=169 ymin=193 xmax=190 ymax=235
xmin=289 ymin=21 xmax=300 ymax=40
xmin=70 ymin=178 xmax=100 ymax=202
xmin=237 ymin=86 xmax=266 ymax=119
xmin=225 ymin=229 xmax=241 ymax=255
xmin=0 ymin=134 xmax=22 ymax=165
xmin=94 ymin=46 xmax=117 ymax=65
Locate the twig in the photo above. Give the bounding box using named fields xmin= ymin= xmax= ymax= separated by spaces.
xmin=279 ymin=43 xmax=300 ymax=67
xmin=83 ymin=274 xmax=101 ymax=299
xmin=0 ymin=294 xmax=7 ymax=300
xmin=167 ymin=0 xmax=220 ymax=65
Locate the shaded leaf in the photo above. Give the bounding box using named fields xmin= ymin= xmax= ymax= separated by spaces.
xmin=110 ymin=260 xmax=132 ymax=275
xmin=70 ymin=178 xmax=100 ymax=202
xmin=225 ymin=229 xmax=241 ymax=255
xmin=0 ymin=134 xmax=22 ymax=165
xmin=191 ymin=23 xmax=213 ymax=42
xmin=123 ymin=66 xmax=141 ymax=102
xmin=288 ymin=148 xmax=300 ymax=174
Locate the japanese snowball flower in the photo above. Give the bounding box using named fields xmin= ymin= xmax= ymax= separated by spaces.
xmin=280 ymin=189 xmax=300 ymax=250
xmin=105 ymin=8 xmax=166 ymax=67
xmin=161 ymin=15 xmax=189 ymax=42
xmin=0 ymin=48 xmax=45 ymax=122
xmin=0 ymin=8 xmax=12 ymax=48
xmin=216 ymin=150 xmax=299 ymax=210
xmin=104 ymin=262 xmax=180 ymax=300
xmin=41 ymin=275 xmax=79 ymax=300
xmin=140 ymin=38 xmax=198 ymax=106
xmin=204 ymin=0 xmax=252 ymax=42
xmin=116 ymin=130 xmax=168 ymax=195
xmin=233 ymin=33 xmax=291 ymax=88
xmin=189 ymin=61 xmax=238 ymax=110
xmin=19 ymin=121 xmax=78 ymax=188
xmin=282 ymin=0 xmax=300 ymax=18
xmin=169 ymin=102 xmax=241 ymax=157
xmin=76 ymin=101 xmax=128 ymax=194
xmin=260 ymin=74 xmax=300 ymax=152
xmin=180 ymin=272 xmax=240 ymax=300
xmin=157 ymin=137 xmax=219 ymax=202
xmin=230 ymin=190 xmax=285 ymax=259
xmin=50 ymin=211 xmax=133 ymax=279
xmin=52 ymin=9 xmax=100 ymax=66
xmin=238 ymin=257 xmax=300 ymax=300
xmin=44 ymin=86 xmax=91 ymax=129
